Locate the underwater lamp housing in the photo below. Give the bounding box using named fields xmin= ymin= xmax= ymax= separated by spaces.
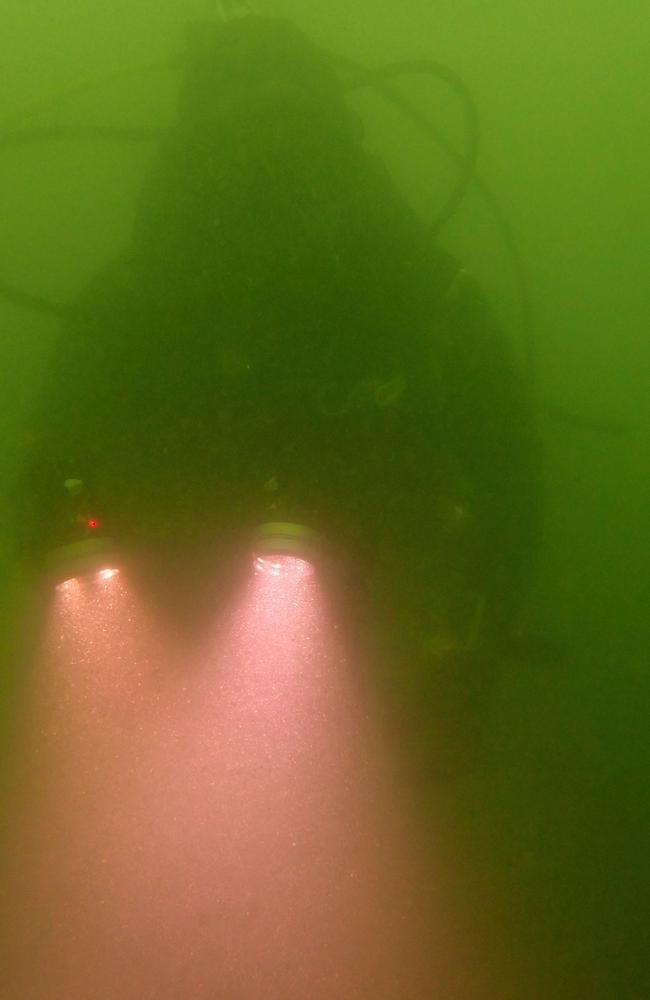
xmin=44 ymin=510 xmax=319 ymax=589
xmin=253 ymin=522 xmax=320 ymax=578
xmin=45 ymin=537 xmax=120 ymax=586
xmin=42 ymin=478 xmax=120 ymax=585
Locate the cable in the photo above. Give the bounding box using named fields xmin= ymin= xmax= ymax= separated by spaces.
xmin=0 ymin=278 xmax=73 ymax=320
xmin=0 ymin=126 xmax=163 ymax=319
xmin=0 ymin=125 xmax=164 ymax=153
xmin=0 ymin=58 xmax=177 ymax=131
xmin=338 ymin=57 xmax=479 ymax=239
xmin=0 ymin=42 xmax=534 ymax=380
xmin=335 ymin=54 xmax=534 ymax=381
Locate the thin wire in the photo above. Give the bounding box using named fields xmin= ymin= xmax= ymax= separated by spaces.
xmin=340 ymin=58 xmax=480 ymax=239
xmin=0 ymin=58 xmax=178 ymax=130
xmin=336 ymin=54 xmax=535 ymax=382
xmin=0 ymin=126 xmax=164 ymax=152
xmin=0 ymin=48 xmax=535 ymax=381
xmin=0 ymin=126 xmax=164 ymax=319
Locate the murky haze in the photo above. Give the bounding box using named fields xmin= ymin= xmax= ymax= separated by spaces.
xmin=1 ymin=3 xmax=648 ymax=997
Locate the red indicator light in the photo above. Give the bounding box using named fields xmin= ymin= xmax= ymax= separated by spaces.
xmin=87 ymin=519 xmax=98 ymax=530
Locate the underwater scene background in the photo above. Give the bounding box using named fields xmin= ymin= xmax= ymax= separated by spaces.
xmin=1 ymin=2 xmax=648 ymax=997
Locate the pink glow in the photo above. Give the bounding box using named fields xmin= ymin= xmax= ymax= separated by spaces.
xmin=1 ymin=560 xmax=478 ymax=998
xmin=98 ymin=567 xmax=118 ymax=580
xmin=254 ymin=553 xmax=314 ymax=579
xmin=56 ymin=566 xmax=120 ymax=592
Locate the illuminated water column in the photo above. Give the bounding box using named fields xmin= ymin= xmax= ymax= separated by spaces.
xmin=2 ymin=552 xmax=465 ymax=999
xmin=1 ymin=568 xmax=177 ymax=999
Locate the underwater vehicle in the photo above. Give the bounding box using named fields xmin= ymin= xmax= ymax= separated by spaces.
xmin=6 ymin=8 xmax=542 ymax=670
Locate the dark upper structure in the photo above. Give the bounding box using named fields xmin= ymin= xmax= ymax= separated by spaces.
xmin=15 ymin=15 xmax=542 ymax=648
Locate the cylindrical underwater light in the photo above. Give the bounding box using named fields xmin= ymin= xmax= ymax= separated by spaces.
xmin=40 ymin=477 xmax=121 ymax=586
xmin=253 ymin=522 xmax=319 ymax=578
xmin=44 ymin=537 xmax=120 ymax=587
